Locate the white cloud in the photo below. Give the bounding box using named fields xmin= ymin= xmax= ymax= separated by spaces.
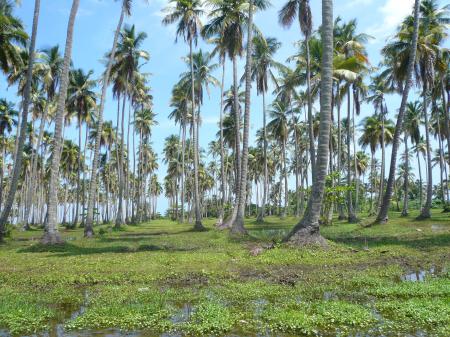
xmin=366 ymin=0 xmax=414 ymax=41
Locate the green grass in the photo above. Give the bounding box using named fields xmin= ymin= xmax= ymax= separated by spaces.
xmin=0 ymin=211 xmax=449 ymax=336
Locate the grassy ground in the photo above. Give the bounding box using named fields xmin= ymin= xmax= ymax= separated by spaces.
xmin=0 ymin=211 xmax=449 ymax=336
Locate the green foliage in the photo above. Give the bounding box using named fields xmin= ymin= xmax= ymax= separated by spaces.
xmin=0 ymin=214 xmax=448 ymax=335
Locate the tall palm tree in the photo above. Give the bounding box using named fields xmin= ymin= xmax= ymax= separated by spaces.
xmin=268 ymin=100 xmax=290 ymax=218
xmin=85 ymin=0 xmax=135 ymax=237
xmin=42 ymin=0 xmax=79 ymax=245
xmin=110 ymin=24 xmax=149 ymax=227
xmin=285 ymin=0 xmax=333 ymax=246
xmin=279 ymin=0 xmax=315 ymax=179
xmin=163 ymin=0 xmax=205 ymax=231
xmin=402 ymin=101 xmax=422 ymax=215
xmin=67 ymin=68 xmax=96 ymax=227
xmin=376 ymin=0 xmax=422 ymax=224
xmin=0 ymin=0 xmax=40 ymax=241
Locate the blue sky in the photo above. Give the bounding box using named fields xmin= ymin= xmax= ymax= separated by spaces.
xmin=2 ymin=0 xmax=447 ymax=213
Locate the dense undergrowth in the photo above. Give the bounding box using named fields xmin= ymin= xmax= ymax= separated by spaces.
xmin=0 ymin=211 xmax=449 ymax=336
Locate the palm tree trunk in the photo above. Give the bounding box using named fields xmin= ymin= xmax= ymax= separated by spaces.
xmin=378 ymin=109 xmax=386 ymax=211
xmin=231 ymin=0 xmax=254 ymax=234
xmin=222 ymin=56 xmax=241 ymax=229
xmin=402 ymin=136 xmax=409 ymax=216
xmin=282 ymin=139 xmax=288 ymax=219
xmin=42 ymin=0 xmax=79 ymax=244
xmin=181 ymin=123 xmax=186 ymax=222
xmin=189 ymin=39 xmax=205 ymax=231
xmin=305 ymin=34 xmax=316 ymax=180
xmin=285 ymin=0 xmax=333 ymax=246
xmin=417 ymin=150 xmax=423 ymax=209
xmin=116 ymin=90 xmax=127 ymax=227
xmin=347 ymin=87 xmax=357 ymax=222
xmin=257 ymin=90 xmax=268 ymax=222
xmin=419 ymin=83 xmax=432 ymax=219
xmin=336 ymin=82 xmax=345 ymax=220
xmin=85 ymin=1 xmax=126 ymax=237
xmin=376 ymin=0 xmax=421 ymax=224
xmin=73 ymin=119 xmax=82 ymax=228
xmin=218 ymin=61 xmax=226 ymax=226
xmin=0 ymin=0 xmax=41 ymax=241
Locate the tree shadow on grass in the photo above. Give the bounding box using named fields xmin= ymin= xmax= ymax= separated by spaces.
xmin=329 ymin=233 xmax=450 ymax=249
xmin=17 ymin=242 xmax=199 ymax=257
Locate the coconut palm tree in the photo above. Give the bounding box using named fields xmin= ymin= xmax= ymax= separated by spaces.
xmin=163 ymin=0 xmax=205 ymax=231
xmin=285 ymin=0 xmax=333 ymax=246
xmin=0 ymin=0 xmax=27 ymax=74
xmin=42 ymin=0 xmax=79 ymax=245
xmin=279 ymin=0 xmax=316 ymax=178
xmin=268 ymin=100 xmax=290 ymax=218
xmin=402 ymin=101 xmax=422 ymax=215
xmin=85 ymin=0 xmax=136 ymax=237
xmin=67 ymin=68 xmax=96 ymax=227
xmin=109 ymin=24 xmax=149 ymax=227
xmin=0 ymin=0 xmax=40 ymax=241
xmin=376 ymin=0 xmax=422 ymax=223
xmin=250 ymin=35 xmax=282 ymax=222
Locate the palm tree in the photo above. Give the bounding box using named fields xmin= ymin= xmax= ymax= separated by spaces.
xmin=0 ymin=0 xmax=27 ymax=74
xmin=42 ymin=0 xmax=80 ymax=245
xmin=85 ymin=0 xmax=135 ymax=237
xmin=285 ymin=0 xmax=332 ymax=246
xmin=268 ymin=100 xmax=290 ymax=218
xmin=67 ymin=68 xmax=96 ymax=227
xmin=109 ymin=25 xmax=149 ymax=227
xmin=250 ymin=35 xmax=281 ymax=222
xmin=376 ymin=0 xmax=422 ymax=224
xmin=163 ymin=0 xmax=205 ymax=231
xmin=0 ymin=0 xmax=40 ymax=241
xmin=0 ymin=99 xmax=17 ymax=210
xmin=279 ymin=0 xmax=316 ymax=179
xmin=402 ymin=101 xmax=422 ymax=215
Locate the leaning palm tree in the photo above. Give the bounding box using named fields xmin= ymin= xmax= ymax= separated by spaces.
xmin=285 ymin=0 xmax=333 ymax=246
xmin=42 ymin=0 xmax=79 ymax=244
xmin=376 ymin=0 xmax=422 ymax=224
xmin=0 ymin=0 xmax=40 ymax=241
xmin=163 ymin=0 xmax=206 ymax=231
xmin=279 ymin=0 xmax=316 ymax=179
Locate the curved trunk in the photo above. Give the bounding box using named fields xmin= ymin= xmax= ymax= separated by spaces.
xmin=376 ymin=0 xmax=421 ymax=223
xmin=42 ymin=0 xmax=79 ymax=245
xmin=85 ymin=2 xmax=126 ymax=237
xmin=0 ymin=0 xmax=41 ymax=241
xmin=285 ymin=0 xmax=333 ymax=246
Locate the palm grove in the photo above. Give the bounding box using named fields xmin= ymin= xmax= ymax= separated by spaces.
xmin=0 ymin=0 xmax=449 ymax=245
